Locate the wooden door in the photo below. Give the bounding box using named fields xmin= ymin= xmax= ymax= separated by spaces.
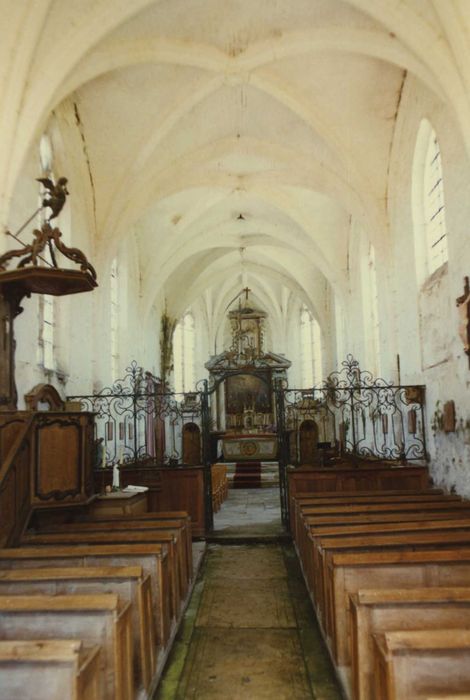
xmin=299 ymin=420 xmax=318 ymax=465
xmin=183 ymin=423 xmax=201 ymax=465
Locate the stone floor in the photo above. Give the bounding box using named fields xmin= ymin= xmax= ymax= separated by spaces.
xmin=155 ymin=542 xmax=343 ymax=700
xmin=154 ymin=489 xmax=343 ymax=699
xmin=211 ymin=487 xmax=284 ymax=539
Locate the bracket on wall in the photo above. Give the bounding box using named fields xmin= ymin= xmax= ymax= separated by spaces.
xmin=456 ymin=276 xmax=470 ymax=368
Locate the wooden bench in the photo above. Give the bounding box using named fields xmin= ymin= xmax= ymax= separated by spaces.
xmin=317 ymin=529 xmax=470 ymax=644
xmin=296 ymin=500 xmax=470 ymax=550
xmin=292 ymin=490 xmax=445 ymax=541
xmin=373 ymin=629 xmax=470 ymax=700
xmin=30 ymin=519 xmax=191 ymax=602
xmin=297 ymin=513 xmax=470 ymax=613
xmin=0 ymin=544 xmax=171 ymax=650
xmin=294 ymin=499 xmax=470 ymax=594
xmin=0 ymin=594 xmax=133 ymax=700
xmin=0 ymin=639 xmax=102 ymax=700
xmin=87 ymin=512 xmax=193 ymax=577
xmin=296 ymin=507 xmax=470 ymax=588
xmin=293 ymin=490 xmax=449 ymax=542
xmin=324 ymin=548 xmax=470 ymax=671
xmin=21 ymin=529 xmax=182 ymax=623
xmin=0 ymin=566 xmax=155 ymax=694
xmin=350 ymin=587 xmax=470 ymax=700
xmin=288 ymin=464 xmax=431 ymax=530
xmin=309 ymin=521 xmax=470 ymax=619
xmin=211 ymin=464 xmax=228 ymax=513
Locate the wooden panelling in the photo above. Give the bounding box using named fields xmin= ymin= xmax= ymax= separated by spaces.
xmin=32 ymin=412 xmax=94 ymax=507
xmin=94 ymin=465 xmax=206 ymax=537
xmin=288 ymin=464 xmax=430 ymax=531
xmin=36 ymin=421 xmax=80 ymax=497
xmin=156 ymin=467 xmax=205 ymax=537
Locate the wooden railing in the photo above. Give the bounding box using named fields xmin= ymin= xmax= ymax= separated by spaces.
xmin=0 ymin=411 xmax=95 ymax=546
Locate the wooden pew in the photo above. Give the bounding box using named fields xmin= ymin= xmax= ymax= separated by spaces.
xmin=31 ymin=518 xmax=191 ymax=601
xmin=87 ymin=512 xmax=193 ymax=578
xmin=309 ymin=521 xmax=470 ymax=619
xmin=294 ymin=493 xmax=461 ymax=541
xmin=295 ymin=500 xmax=470 ymax=549
xmin=21 ymin=529 xmax=182 ymax=622
xmin=0 ymin=640 xmax=102 ymax=700
xmin=0 ymin=544 xmax=170 ymax=650
xmin=293 ymin=496 xmax=470 ymax=583
xmin=0 ymin=566 xmax=155 ymax=694
xmin=295 ymin=508 xmax=470 ymax=583
xmin=211 ymin=465 xmax=228 ymax=513
xmin=288 ymin=464 xmax=431 ymax=531
xmin=0 ymin=594 xmax=133 ymax=700
xmin=316 ymin=529 xmax=470 ymax=643
xmin=324 ymin=548 xmax=470 ymax=673
xmin=296 ymin=503 xmax=470 ymax=609
xmin=373 ymin=629 xmax=470 ymax=700
xmin=350 ymin=587 xmax=470 ymax=700
xmin=292 ymin=490 xmax=447 ymax=541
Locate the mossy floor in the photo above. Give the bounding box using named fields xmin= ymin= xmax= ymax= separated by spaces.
xmin=155 ymin=543 xmax=343 ymax=700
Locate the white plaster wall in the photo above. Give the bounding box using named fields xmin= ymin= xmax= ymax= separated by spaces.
xmin=388 ymin=74 xmax=470 ymax=496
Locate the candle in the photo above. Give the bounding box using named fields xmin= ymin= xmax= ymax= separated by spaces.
xmin=112 ymin=461 xmax=120 ymax=490
xmin=101 ymin=443 xmax=106 ymax=469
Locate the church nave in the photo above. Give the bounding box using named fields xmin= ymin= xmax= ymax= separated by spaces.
xmin=156 ymin=542 xmax=342 ymax=700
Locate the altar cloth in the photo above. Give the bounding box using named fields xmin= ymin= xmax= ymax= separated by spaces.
xmin=223 ymin=435 xmax=277 ymax=461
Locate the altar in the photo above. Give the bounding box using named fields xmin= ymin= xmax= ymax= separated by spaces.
xmin=205 ymin=289 xmax=291 ymax=456
xmin=222 ymin=433 xmax=278 ymax=461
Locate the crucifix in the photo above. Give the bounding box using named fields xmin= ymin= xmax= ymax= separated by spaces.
xmin=243 ymin=286 xmax=251 ymax=301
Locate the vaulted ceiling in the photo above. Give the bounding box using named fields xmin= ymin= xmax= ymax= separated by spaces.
xmin=2 ymin=0 xmax=469 ymax=333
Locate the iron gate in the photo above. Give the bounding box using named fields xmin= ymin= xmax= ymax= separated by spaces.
xmin=68 ymin=356 xmax=427 ymax=533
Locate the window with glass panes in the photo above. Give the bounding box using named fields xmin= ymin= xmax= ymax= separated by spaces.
xmin=423 ymin=130 xmax=448 ymax=274
xmin=110 ymin=258 xmax=119 ymax=379
xmin=173 ymin=312 xmax=195 ymax=393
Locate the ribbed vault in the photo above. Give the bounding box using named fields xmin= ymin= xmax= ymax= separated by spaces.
xmin=2 ymin=0 xmax=470 ymax=350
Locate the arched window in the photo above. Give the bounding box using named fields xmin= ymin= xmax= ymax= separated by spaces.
xmin=300 ymin=306 xmax=322 ymax=388
xmin=173 ymin=312 xmax=195 ymax=393
xmin=412 ymin=120 xmax=448 ymax=281
xmin=110 ymin=258 xmax=119 ymax=379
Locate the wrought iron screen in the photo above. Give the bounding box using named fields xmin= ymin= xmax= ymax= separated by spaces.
xmin=67 ymin=361 xmax=203 ymax=466
xmin=276 ymin=355 xmax=427 ymax=465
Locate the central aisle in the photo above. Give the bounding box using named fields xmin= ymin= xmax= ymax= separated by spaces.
xmin=156 ymin=543 xmax=342 ymax=699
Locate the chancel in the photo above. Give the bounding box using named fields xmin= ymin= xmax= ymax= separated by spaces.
xmin=1 ymin=2 xmax=470 ymax=699
xmin=205 ymin=288 xmax=290 ymax=466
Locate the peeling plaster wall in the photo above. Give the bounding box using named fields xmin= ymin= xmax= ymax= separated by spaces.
xmin=389 ymin=75 xmax=470 ymax=496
